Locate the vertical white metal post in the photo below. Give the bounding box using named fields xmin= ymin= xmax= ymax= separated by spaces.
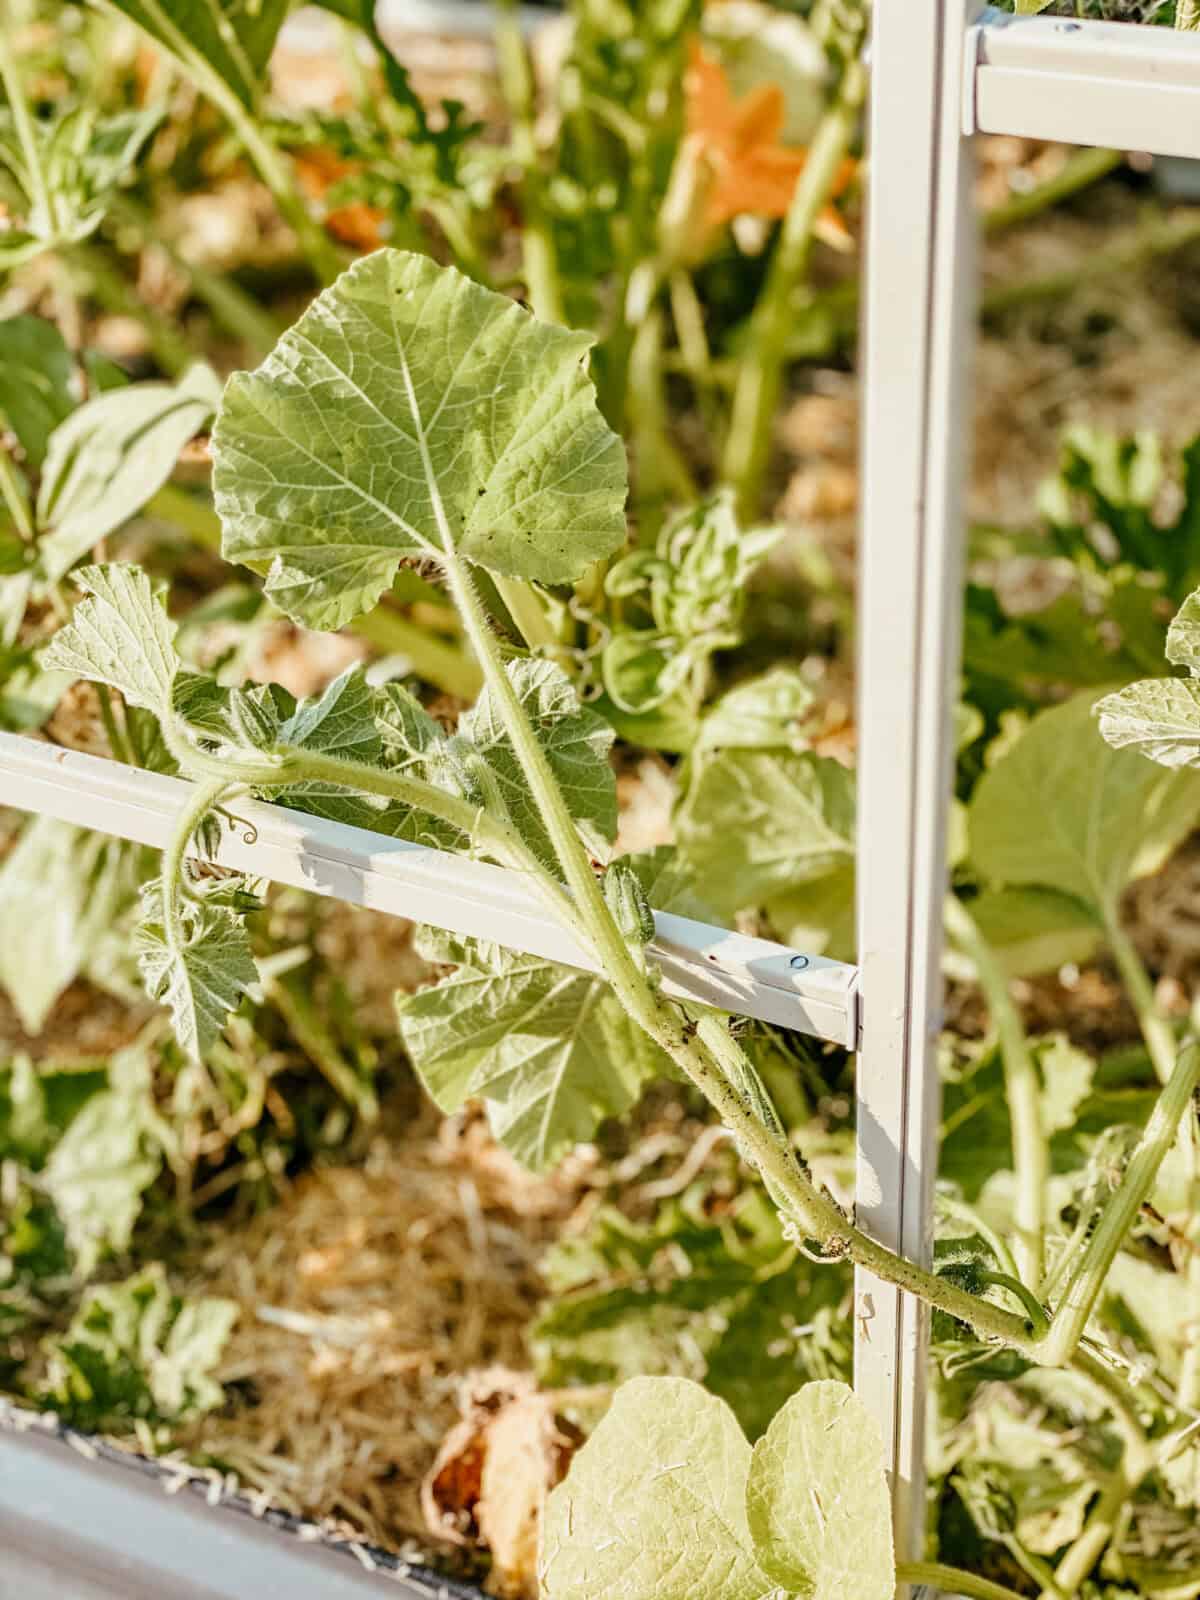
xmin=854 ymin=0 xmax=980 ymax=1572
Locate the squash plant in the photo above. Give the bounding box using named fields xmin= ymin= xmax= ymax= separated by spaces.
xmin=39 ymin=249 xmax=1200 ymax=1598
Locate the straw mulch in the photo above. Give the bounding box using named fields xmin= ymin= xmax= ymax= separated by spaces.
xmin=176 ymin=1112 xmax=591 ymax=1565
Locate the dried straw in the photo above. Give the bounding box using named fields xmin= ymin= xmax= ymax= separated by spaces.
xmin=176 ymin=1112 xmax=589 ymax=1561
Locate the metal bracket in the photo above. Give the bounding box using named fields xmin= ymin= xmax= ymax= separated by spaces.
xmin=964 ymin=10 xmax=1200 ymax=159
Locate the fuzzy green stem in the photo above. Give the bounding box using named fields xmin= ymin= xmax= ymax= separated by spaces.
xmin=162 ymin=777 xmax=229 ymax=956
xmin=173 ymin=733 xmax=571 ymax=925
xmin=898 ymin=1564 xmax=1031 ymax=1600
xmin=687 ymin=1007 xmax=1038 ymax=1349
xmin=1039 ymin=1042 xmax=1200 ymax=1368
xmin=947 ymin=895 xmax=1048 ymax=1289
xmin=1178 ymin=0 xmax=1200 ymax=30
xmin=982 ymin=1270 xmax=1050 ymax=1333
xmin=721 ymin=52 xmax=867 ymax=516
xmin=1106 ymin=914 xmax=1177 ymax=1085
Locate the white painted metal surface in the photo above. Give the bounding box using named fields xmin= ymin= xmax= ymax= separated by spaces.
xmin=855 ymin=0 xmax=981 ymax=1576
xmin=968 ymin=9 xmax=1200 ymax=160
xmin=0 ymin=731 xmax=860 ymax=1046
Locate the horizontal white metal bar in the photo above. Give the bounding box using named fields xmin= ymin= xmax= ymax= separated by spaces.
xmin=0 ymin=733 xmax=860 ymax=1047
xmin=967 ymin=10 xmax=1200 ymax=160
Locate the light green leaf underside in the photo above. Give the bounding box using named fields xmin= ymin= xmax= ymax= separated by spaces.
xmin=969 ymin=688 xmax=1200 ymax=916
xmin=41 ymin=564 xmax=179 ymax=714
xmin=1166 ymin=589 xmax=1200 ymax=672
xmin=745 ymin=1381 xmax=894 ymax=1600
xmin=135 ymin=889 xmax=258 ymax=1062
xmin=969 ymin=886 xmax=1101 ymax=980
xmin=263 ymin=658 xmax=617 ymax=873
xmin=676 ymin=747 xmax=855 ymax=916
xmin=37 ymin=365 xmax=219 ymax=578
xmin=213 ymin=249 xmax=628 ymax=630
xmin=1095 ymin=678 xmax=1200 ymax=769
xmin=398 ymin=928 xmax=665 ymax=1172
xmin=459 ymin=657 xmax=617 ymax=866
xmin=540 ymin=1377 xmax=772 ymax=1600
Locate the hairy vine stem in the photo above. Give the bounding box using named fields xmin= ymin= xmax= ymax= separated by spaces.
xmin=162 ymin=777 xmax=229 ymax=958
xmin=162 ymin=694 xmax=1200 ymax=1382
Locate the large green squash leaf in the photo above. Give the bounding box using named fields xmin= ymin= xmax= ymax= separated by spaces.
xmin=96 ymin=0 xmax=290 ymax=110
xmin=745 ymin=1381 xmax=893 ymax=1600
xmin=398 ymin=926 xmax=666 ymax=1172
xmin=676 ymin=747 xmax=854 ymax=915
xmin=968 ymin=688 xmax=1200 ymax=920
xmin=213 ymin=249 xmax=628 ymax=629
xmin=540 ymin=1377 xmax=773 ymax=1600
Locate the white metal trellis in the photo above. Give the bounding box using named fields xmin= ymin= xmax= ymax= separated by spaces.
xmin=858 ymin=8 xmax=1200 ymax=1596
xmin=4 ymin=8 xmax=1200 ymax=1595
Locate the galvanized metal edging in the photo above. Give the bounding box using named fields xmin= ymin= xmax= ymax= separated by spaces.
xmin=0 ymin=731 xmax=861 ymax=1048
xmin=0 ymin=1401 xmax=478 ymax=1599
